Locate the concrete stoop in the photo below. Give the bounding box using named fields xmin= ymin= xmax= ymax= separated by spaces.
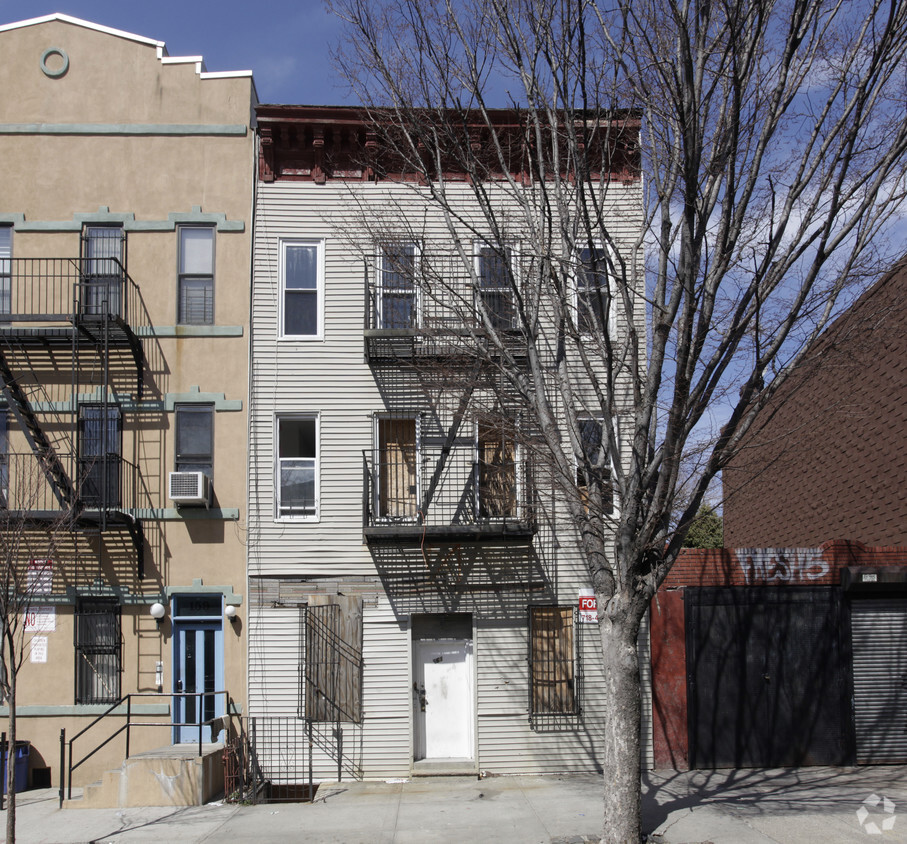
xmin=68 ymin=743 xmax=225 ymax=809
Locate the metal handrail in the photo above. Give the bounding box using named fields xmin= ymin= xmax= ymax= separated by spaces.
xmin=64 ymin=689 xmax=238 ymax=803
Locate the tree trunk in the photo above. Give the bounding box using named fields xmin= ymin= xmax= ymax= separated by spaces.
xmin=598 ymin=609 xmax=642 ymax=843
xmin=6 ymin=661 xmax=15 ymax=844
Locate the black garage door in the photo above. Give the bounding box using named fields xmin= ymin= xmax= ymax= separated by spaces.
xmin=686 ymin=587 xmax=853 ymax=768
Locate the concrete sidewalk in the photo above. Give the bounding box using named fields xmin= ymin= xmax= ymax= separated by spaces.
xmin=2 ymin=766 xmax=906 ymax=843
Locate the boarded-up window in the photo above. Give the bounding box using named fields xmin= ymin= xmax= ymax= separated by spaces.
xmin=529 ymin=606 xmax=578 ymax=716
xmin=377 ymin=418 xmax=418 ymax=521
xmin=477 ymin=421 xmax=516 ymax=518
xmin=300 ymin=596 xmax=363 ymax=723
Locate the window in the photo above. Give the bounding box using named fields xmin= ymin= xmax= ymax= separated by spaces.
xmin=175 ymin=405 xmax=214 ymax=479
xmin=476 ymin=244 xmax=515 ymax=330
xmin=376 ymin=417 xmax=419 ymax=522
xmin=576 ymin=418 xmax=612 ymax=514
xmin=577 ymin=246 xmax=610 ymax=334
xmin=281 ymin=240 xmax=323 ymax=338
xmin=529 ymin=606 xmax=579 ymax=718
xmin=178 ymin=227 xmax=214 ymax=324
xmin=78 ymin=406 xmax=121 ymax=508
xmin=75 ymin=599 xmax=121 ymax=704
xmin=0 ymin=226 xmax=11 ymax=314
xmin=477 ymin=420 xmax=517 ymax=519
xmin=277 ymin=416 xmax=318 ymax=519
xmin=81 ymin=226 xmax=124 ymax=316
xmin=378 ymin=243 xmax=417 ymax=329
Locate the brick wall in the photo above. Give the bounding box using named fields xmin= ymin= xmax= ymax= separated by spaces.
xmin=723 ymin=260 xmax=907 ymax=547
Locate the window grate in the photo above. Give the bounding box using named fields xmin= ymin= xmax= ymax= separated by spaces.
xmin=74 ymin=599 xmax=121 ymax=705
xmin=529 ymin=605 xmax=583 ymax=731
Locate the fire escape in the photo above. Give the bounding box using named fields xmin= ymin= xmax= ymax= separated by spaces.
xmin=362 ymin=247 xmax=536 ymax=544
xmin=0 ymin=232 xmax=147 ymax=575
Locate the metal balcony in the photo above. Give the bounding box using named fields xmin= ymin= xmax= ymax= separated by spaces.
xmin=362 ymin=446 xmax=535 ymax=541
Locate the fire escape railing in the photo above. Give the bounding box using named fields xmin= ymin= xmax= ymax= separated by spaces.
xmin=362 ymin=447 xmax=534 ymax=532
xmin=0 ymin=257 xmax=147 ymax=572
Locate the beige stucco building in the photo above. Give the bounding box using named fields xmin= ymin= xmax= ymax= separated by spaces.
xmin=0 ymin=14 xmax=255 ymax=795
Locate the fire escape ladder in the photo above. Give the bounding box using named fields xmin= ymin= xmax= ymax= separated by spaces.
xmin=0 ymin=346 xmax=77 ymax=510
xmin=420 ymin=380 xmax=478 ymax=518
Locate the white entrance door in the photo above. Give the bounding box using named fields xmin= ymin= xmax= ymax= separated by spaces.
xmin=413 ymin=639 xmax=474 ymax=760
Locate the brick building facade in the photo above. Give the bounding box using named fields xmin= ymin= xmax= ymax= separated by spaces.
xmin=723 ymin=259 xmax=907 ymax=547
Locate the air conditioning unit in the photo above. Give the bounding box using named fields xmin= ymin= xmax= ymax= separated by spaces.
xmin=168 ymin=471 xmax=210 ymax=506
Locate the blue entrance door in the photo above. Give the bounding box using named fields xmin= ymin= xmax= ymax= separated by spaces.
xmin=172 ymin=595 xmax=224 ymax=743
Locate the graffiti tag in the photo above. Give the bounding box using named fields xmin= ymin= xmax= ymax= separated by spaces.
xmin=735 ymin=547 xmax=829 ymax=585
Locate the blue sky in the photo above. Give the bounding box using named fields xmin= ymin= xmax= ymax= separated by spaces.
xmin=0 ymin=1 xmax=352 ymax=104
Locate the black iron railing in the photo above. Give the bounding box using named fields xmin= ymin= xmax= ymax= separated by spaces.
xmin=0 ymin=258 xmax=146 ymax=332
xmin=62 ymin=689 xmax=241 ymax=806
xmin=362 ymin=446 xmax=534 ymax=530
xmin=363 ymin=256 xmax=525 ymax=360
xmin=3 ymin=451 xmax=139 ymax=514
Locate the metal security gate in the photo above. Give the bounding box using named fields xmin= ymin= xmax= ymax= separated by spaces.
xmin=686 ymin=587 xmax=853 ymax=768
xmin=851 ymin=598 xmax=907 ymax=763
xmin=300 ymin=599 xmax=364 ymax=782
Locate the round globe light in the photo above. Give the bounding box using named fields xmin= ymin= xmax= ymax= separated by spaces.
xmin=150 ymin=602 xmax=166 ymax=620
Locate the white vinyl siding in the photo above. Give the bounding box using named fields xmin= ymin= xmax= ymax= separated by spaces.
xmin=248 ymin=176 xmax=650 ymax=776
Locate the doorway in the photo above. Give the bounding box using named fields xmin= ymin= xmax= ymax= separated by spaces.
xmin=686 ymin=586 xmax=852 ymax=768
xmin=412 ymin=613 xmax=474 ymax=764
xmin=172 ymin=594 xmax=224 ymax=744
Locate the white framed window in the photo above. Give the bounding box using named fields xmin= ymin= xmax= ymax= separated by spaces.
xmin=576 ymin=246 xmax=613 ymax=335
xmin=280 ymin=239 xmax=324 ymax=339
xmin=576 ymin=417 xmax=613 ymax=514
xmin=276 ymin=415 xmax=319 ymax=520
xmin=0 ymin=226 xmax=11 ymax=314
xmin=475 ymin=243 xmax=516 ymax=330
xmin=178 ymin=226 xmax=214 ymax=325
xmin=377 ymin=242 xmax=419 ymax=329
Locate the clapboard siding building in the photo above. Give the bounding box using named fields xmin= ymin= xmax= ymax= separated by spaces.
xmin=247 ymin=105 xmax=651 ymax=783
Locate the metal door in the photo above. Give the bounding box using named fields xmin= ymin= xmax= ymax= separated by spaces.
xmin=851 ymin=598 xmax=907 ymax=763
xmin=413 ymin=639 xmax=474 ymax=760
xmin=686 ymin=587 xmax=852 ymax=768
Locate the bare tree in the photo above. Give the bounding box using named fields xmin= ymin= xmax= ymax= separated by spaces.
xmin=0 ymin=456 xmax=71 ymax=843
xmin=330 ymin=0 xmax=907 ymax=839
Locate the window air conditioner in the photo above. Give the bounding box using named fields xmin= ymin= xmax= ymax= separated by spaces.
xmin=168 ymin=471 xmax=210 ymax=506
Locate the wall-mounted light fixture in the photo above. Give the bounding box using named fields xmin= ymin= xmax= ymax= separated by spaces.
xmin=150 ymin=602 xmax=166 ymax=626
xmin=224 ymin=604 xmax=238 ymax=624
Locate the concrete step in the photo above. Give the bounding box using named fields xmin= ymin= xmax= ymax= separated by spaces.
xmin=67 ymin=744 xmax=225 ymax=809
